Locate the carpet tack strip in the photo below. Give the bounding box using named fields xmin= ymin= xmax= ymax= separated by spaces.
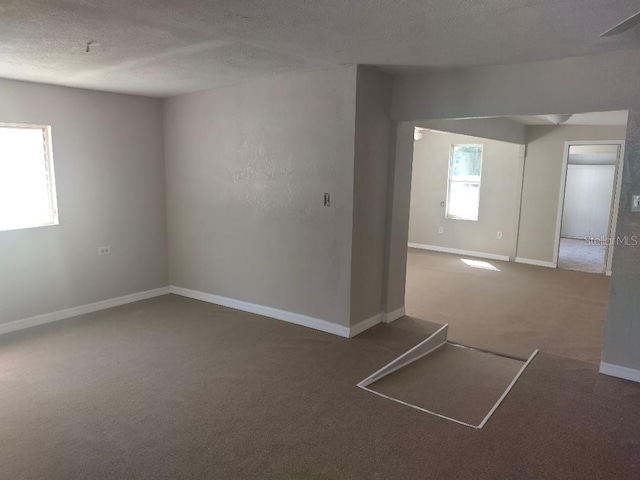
xmin=358 ymin=333 xmax=539 ymax=429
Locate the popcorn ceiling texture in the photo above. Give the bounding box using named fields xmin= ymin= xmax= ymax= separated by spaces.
xmin=1 ymin=0 xmax=640 ymax=96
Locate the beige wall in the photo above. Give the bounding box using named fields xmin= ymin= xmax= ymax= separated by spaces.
xmin=517 ymin=125 xmax=627 ymax=263
xmin=164 ymin=66 xmax=357 ymax=328
xmin=350 ymin=67 xmax=393 ymax=325
xmin=0 ymin=79 xmax=168 ymax=324
xmin=409 ymin=130 xmax=522 ymax=258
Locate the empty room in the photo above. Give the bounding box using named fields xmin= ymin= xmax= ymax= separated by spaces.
xmin=2 ymin=2 xmax=640 ymax=479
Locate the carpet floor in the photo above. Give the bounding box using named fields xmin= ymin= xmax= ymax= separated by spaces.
xmin=405 ymin=248 xmax=610 ymax=364
xmin=1 ymin=294 xmax=639 ymax=479
xmin=558 ymin=237 xmax=607 ymax=274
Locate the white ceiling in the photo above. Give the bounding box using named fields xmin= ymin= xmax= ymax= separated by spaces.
xmin=508 ymin=111 xmax=629 ymax=126
xmin=2 ymin=1 xmax=640 ymax=97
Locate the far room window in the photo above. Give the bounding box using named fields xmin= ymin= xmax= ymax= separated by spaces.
xmin=446 ymin=144 xmax=483 ymax=221
xmin=0 ymin=124 xmax=58 ymax=232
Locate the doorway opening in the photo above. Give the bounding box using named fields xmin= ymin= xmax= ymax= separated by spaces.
xmin=555 ymin=142 xmax=624 ymax=275
xmin=399 ymin=111 xmax=627 ymax=365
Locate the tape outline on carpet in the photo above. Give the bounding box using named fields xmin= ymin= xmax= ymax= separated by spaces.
xmin=357 ymin=325 xmax=539 ymax=429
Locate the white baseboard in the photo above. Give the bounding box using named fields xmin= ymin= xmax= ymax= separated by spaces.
xmin=0 ymin=286 xmax=171 ymax=336
xmin=349 ymin=307 xmax=407 ymax=335
xmin=170 ymin=286 xmax=351 ymax=338
xmin=600 ymin=362 xmax=640 ymax=383
xmin=383 ymin=307 xmax=406 ymax=324
xmin=514 ymin=257 xmax=557 ymax=269
xmin=408 ymin=243 xmax=509 ymax=262
xmin=350 ymin=313 xmax=383 ymax=337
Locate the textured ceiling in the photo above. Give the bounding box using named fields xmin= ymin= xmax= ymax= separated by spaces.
xmin=2 ymin=1 xmax=640 ymax=97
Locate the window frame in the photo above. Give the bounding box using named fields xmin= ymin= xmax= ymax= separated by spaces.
xmin=0 ymin=122 xmax=59 ymax=233
xmin=445 ymin=143 xmax=483 ymax=222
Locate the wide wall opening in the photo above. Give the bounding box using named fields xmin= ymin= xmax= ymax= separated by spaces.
xmin=402 ymin=111 xmax=627 ymax=365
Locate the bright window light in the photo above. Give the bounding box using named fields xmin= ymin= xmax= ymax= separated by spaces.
xmin=461 ymin=259 xmax=500 ymax=271
xmin=446 ymin=144 xmax=483 ymax=221
xmin=0 ymin=124 xmax=58 ymax=232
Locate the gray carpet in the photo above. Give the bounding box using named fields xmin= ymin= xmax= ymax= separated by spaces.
xmin=558 ymin=237 xmax=607 ymax=274
xmin=406 ymin=248 xmax=610 ymax=364
xmin=0 ymin=295 xmax=639 ymax=479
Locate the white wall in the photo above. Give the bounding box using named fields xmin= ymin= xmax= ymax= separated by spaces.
xmin=561 ymin=165 xmax=616 ymax=239
xmin=409 ymin=130 xmax=522 ymax=258
xmin=0 ymin=79 xmax=168 ymax=324
xmin=164 ymin=66 xmax=358 ymax=328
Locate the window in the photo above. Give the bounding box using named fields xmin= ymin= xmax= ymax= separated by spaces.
xmin=446 ymin=144 xmax=483 ymax=221
xmin=0 ymin=124 xmax=58 ymax=232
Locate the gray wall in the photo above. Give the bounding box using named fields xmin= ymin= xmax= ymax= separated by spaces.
xmin=350 ymin=67 xmax=393 ymax=325
xmin=409 ymin=130 xmax=522 ymax=258
xmin=416 ymin=118 xmax=526 ymax=145
xmin=164 ymin=66 xmax=358 ymax=327
xmin=382 ymin=121 xmax=415 ymax=314
xmin=517 ymin=126 xmax=626 ymax=263
xmin=392 ymin=49 xmax=640 ymax=121
xmin=603 ymin=110 xmax=640 ymax=370
xmin=0 ymin=79 xmax=168 ymax=324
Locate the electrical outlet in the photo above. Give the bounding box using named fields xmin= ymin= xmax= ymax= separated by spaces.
xmin=324 ymin=193 xmax=330 ymax=207
xmin=497 ymin=231 xmax=503 ymax=239
xmin=98 ymin=246 xmax=111 ymax=256
xmin=438 ymin=226 xmax=444 ymax=234
xmin=632 ymin=195 xmax=640 ymax=212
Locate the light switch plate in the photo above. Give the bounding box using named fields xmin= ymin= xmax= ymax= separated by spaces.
xmin=632 ymin=195 xmax=640 ymax=212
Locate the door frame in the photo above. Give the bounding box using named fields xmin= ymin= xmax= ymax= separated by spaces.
xmin=553 ymin=140 xmax=626 ymax=273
